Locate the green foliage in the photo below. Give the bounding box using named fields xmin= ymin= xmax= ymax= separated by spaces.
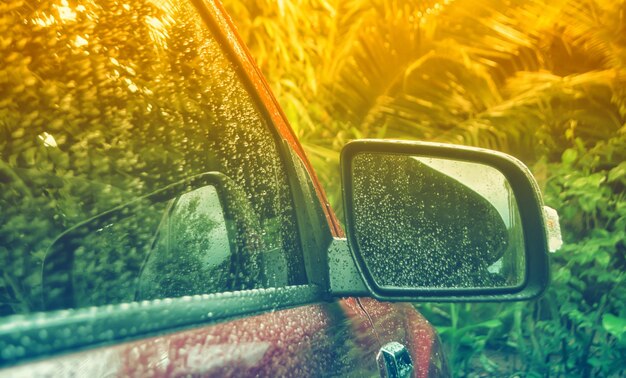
xmin=224 ymin=0 xmax=626 ymax=375
xmin=525 ymin=136 xmax=626 ymax=377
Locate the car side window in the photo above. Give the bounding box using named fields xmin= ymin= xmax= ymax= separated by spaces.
xmin=0 ymin=0 xmax=305 ymax=315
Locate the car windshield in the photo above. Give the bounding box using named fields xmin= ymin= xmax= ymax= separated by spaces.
xmin=0 ymin=0 xmax=305 ymax=315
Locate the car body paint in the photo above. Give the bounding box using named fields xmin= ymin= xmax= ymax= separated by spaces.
xmin=357 ymin=298 xmax=449 ymax=378
xmin=2 ymin=299 xmax=382 ymax=377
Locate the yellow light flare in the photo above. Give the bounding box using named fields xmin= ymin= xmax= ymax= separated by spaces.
xmin=55 ymin=0 xmax=77 ymax=22
xmin=38 ymin=132 xmax=58 ymax=147
xmin=74 ymin=35 xmax=88 ymax=47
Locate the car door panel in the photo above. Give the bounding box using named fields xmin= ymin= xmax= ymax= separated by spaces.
xmin=358 ymin=298 xmax=448 ymax=378
xmin=1 ymin=299 xmax=379 ymax=377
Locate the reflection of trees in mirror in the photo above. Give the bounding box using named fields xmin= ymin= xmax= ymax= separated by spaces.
xmin=352 ymin=153 xmax=523 ymax=289
xmin=136 ymin=185 xmax=271 ymax=300
xmin=138 ymin=187 xmax=229 ymax=301
xmin=416 ymin=156 xmax=526 ymax=285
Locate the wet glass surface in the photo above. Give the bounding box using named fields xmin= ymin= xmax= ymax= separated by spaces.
xmin=351 ymin=152 xmax=526 ymax=289
xmin=0 ymin=0 xmax=305 ymax=315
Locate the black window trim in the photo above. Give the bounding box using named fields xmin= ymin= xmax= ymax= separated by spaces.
xmin=191 ymin=0 xmax=335 ymax=290
xmin=0 ymin=285 xmax=323 ymax=368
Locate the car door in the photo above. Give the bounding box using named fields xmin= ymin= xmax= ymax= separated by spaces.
xmin=0 ymin=0 xmax=381 ymax=376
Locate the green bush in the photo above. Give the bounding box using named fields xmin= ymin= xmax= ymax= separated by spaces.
xmin=527 ymin=137 xmax=626 ymax=376
xmin=222 ymin=0 xmax=626 ymax=375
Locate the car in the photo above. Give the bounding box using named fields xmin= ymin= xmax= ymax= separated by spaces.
xmin=0 ymin=0 xmax=551 ymax=376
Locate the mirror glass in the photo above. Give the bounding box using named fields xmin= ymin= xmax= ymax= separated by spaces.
xmin=351 ymin=152 xmax=525 ymax=290
xmin=137 ymin=186 xmax=232 ymax=301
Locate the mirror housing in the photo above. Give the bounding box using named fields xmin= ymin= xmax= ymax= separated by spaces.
xmin=340 ymin=140 xmax=550 ymax=302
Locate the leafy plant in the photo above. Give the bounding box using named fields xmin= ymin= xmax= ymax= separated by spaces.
xmin=224 ymin=0 xmax=626 ymax=375
xmin=526 ymin=137 xmax=626 ymax=377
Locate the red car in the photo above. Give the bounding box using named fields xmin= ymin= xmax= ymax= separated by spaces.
xmin=0 ymin=0 xmax=550 ymax=376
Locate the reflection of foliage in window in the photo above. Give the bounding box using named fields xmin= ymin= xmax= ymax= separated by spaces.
xmin=0 ymin=0 xmax=303 ymax=315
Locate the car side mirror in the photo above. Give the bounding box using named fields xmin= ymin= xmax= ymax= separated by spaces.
xmin=42 ymin=172 xmax=264 ymax=311
xmin=340 ymin=140 xmax=550 ymax=302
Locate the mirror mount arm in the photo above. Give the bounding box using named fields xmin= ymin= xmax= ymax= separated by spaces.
xmin=327 ymin=238 xmax=369 ymax=297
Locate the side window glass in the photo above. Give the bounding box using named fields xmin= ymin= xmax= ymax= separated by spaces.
xmin=1 ymin=0 xmax=304 ymax=315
